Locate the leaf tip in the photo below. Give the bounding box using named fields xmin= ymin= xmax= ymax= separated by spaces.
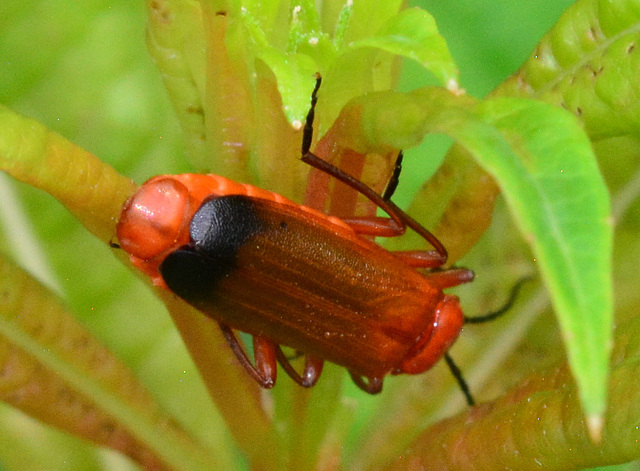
xmin=586 ymin=413 xmax=604 ymax=444
xmin=291 ymin=119 xmax=303 ymax=131
xmin=446 ymin=78 xmax=464 ymax=96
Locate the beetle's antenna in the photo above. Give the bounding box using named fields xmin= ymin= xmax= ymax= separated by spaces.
xmin=302 ymin=74 xmax=322 ymax=156
xmin=447 ymin=277 xmax=533 ymax=406
xmin=444 ymin=353 xmax=474 ymax=406
xmin=464 ymin=276 xmax=532 ymax=324
xmin=382 ymin=151 xmax=403 ymax=201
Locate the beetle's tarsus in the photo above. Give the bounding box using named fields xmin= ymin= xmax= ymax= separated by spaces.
xmin=219 ymin=323 xmax=277 ymax=388
xmin=349 ymin=372 xmax=384 ymax=394
xmin=275 ymin=346 xmax=323 ymax=388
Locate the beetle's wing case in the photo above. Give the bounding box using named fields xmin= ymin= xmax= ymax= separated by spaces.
xmin=160 ymin=194 xmax=444 ymax=379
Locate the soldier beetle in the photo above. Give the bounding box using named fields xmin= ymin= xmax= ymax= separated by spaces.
xmin=115 ymin=78 xmax=521 ymax=404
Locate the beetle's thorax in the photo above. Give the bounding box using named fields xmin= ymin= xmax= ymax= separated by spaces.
xmin=117 ymin=177 xmax=196 ymax=285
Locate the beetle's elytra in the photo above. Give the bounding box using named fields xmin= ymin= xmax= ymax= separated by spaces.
xmin=116 ymin=77 xmax=478 ymax=398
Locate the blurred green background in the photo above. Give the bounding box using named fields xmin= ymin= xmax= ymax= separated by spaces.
xmin=4 ymin=1 xmax=626 ymax=470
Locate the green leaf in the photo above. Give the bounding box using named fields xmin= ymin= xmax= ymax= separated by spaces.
xmin=350 ymin=7 xmax=459 ymax=87
xmin=475 ymin=97 xmax=613 ymax=428
xmin=497 ymin=0 xmax=640 ymax=140
xmin=336 ymin=0 xmax=404 ymax=45
xmin=327 ymin=86 xmax=612 ymax=429
xmin=407 ymin=0 xmax=640 ymax=265
xmin=256 ymin=50 xmax=319 ymax=126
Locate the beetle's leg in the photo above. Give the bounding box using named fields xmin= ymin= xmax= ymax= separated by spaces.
xmin=301 ymin=78 xmax=448 ymax=263
xmin=303 ymin=152 xmax=448 ymax=264
xmin=390 ymin=250 xmax=448 ymax=268
xmin=274 ymin=347 xmax=324 ymax=388
xmin=339 ymin=216 xmax=404 ymax=237
xmin=219 ymin=323 xmax=277 ymax=388
xmin=328 ymin=151 xmax=404 ymax=237
xmin=253 ymin=335 xmax=278 ymax=385
xmin=423 ymin=267 xmax=475 ymax=289
xmin=340 ymin=220 xmax=448 ymax=268
xmin=349 ymin=372 xmax=384 ymax=394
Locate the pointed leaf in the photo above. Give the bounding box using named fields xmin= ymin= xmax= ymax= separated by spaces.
xmin=474 ymin=97 xmax=613 ymax=427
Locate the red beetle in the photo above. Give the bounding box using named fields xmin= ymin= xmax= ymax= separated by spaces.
xmin=116 ymin=79 xmax=481 ymax=399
